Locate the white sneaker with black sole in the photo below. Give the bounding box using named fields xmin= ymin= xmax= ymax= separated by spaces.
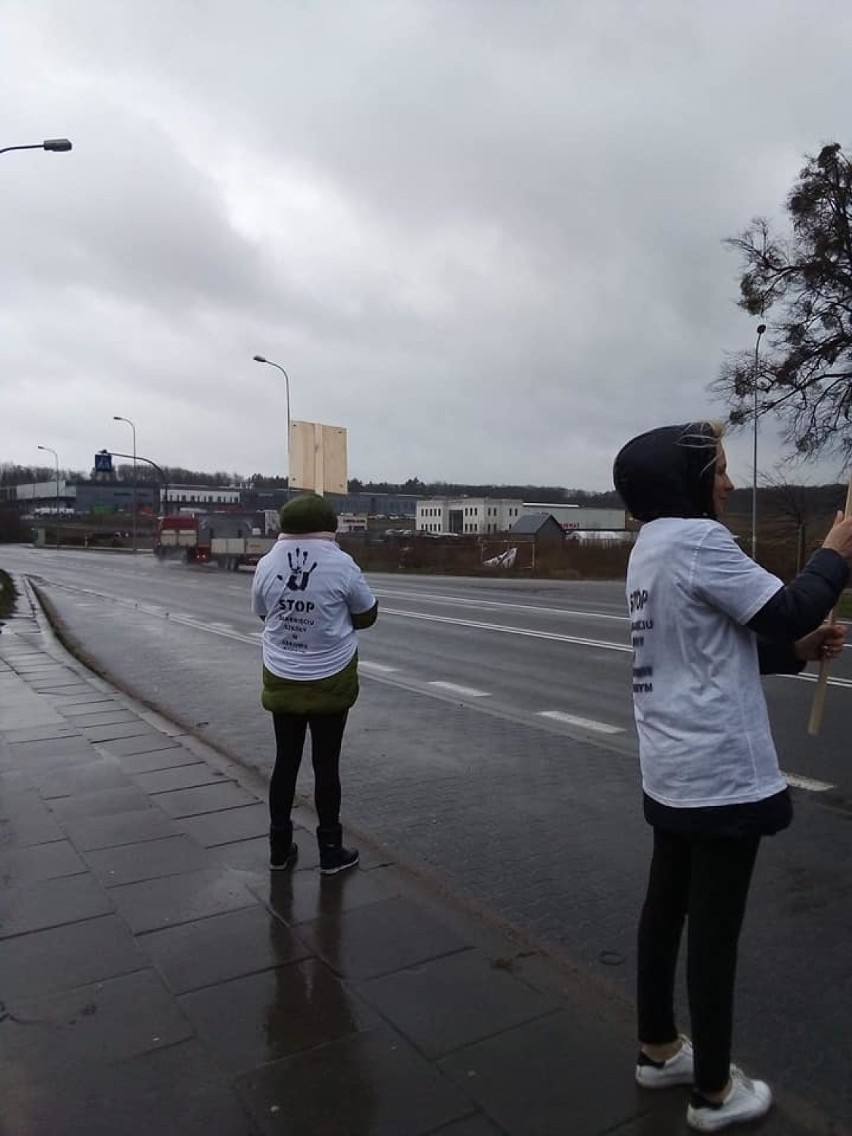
xmin=635 ymin=1036 xmax=694 ymax=1088
xmin=687 ymin=1067 xmax=772 ymax=1131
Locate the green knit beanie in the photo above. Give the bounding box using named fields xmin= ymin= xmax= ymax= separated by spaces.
xmin=279 ymin=493 xmax=338 ymax=534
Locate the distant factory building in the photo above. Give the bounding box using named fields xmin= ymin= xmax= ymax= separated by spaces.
xmin=417 ymin=497 xmax=626 ymax=536
xmin=416 ymin=498 xmax=524 ymax=535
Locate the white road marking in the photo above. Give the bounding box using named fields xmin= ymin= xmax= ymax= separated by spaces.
xmin=783 ymin=772 xmax=835 ymax=792
xmin=538 ymin=710 xmax=625 ymax=734
xmin=359 ymin=661 xmax=399 ymax=673
xmin=381 ymin=608 xmax=632 ymax=653
xmin=428 ymin=681 xmax=492 ymax=698
xmin=775 ymin=672 xmax=852 ymax=690
xmin=373 ymin=588 xmax=629 ymax=622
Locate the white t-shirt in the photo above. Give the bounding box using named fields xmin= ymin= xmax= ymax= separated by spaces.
xmin=626 ymin=517 xmax=786 ymax=807
xmin=251 ymin=537 xmax=376 ymax=680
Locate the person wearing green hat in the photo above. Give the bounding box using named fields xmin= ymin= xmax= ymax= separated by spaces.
xmin=251 ymin=493 xmax=378 ymax=874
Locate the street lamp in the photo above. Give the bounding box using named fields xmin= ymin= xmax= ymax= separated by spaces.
xmin=253 ymin=355 xmax=292 ymax=497
xmin=37 ymin=444 xmax=60 ymax=546
xmin=1 ymin=138 xmax=72 ymax=156
xmin=751 ymin=324 xmax=767 ymax=559
xmin=113 ymin=415 xmax=137 ymax=552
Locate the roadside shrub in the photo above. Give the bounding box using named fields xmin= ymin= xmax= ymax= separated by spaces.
xmin=0 ymin=508 xmax=28 ymax=543
xmin=0 ymin=569 xmax=17 ymax=620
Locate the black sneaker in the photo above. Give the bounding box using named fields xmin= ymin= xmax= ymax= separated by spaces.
xmin=316 ymin=824 xmax=359 ymax=875
xmin=319 ymin=844 xmax=359 ymax=875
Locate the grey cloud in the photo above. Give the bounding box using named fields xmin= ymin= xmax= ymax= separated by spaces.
xmin=3 ymin=0 xmax=852 ymax=487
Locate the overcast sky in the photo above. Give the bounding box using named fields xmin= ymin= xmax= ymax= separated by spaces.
xmin=2 ymin=0 xmax=851 ymax=492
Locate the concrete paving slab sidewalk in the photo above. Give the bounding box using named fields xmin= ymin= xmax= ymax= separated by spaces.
xmin=0 ymin=599 xmax=817 ymax=1135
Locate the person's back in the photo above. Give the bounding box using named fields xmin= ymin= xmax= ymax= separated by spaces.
xmin=614 ymin=420 xmax=852 ymax=1132
xmin=628 ymin=515 xmax=783 ymax=807
xmin=254 ymin=536 xmax=369 ymax=681
xmin=250 ymin=494 xmax=377 ymax=877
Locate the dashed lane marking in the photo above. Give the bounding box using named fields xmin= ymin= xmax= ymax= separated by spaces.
xmin=428 ymin=681 xmax=492 ymax=698
xmin=538 ymin=710 xmax=625 ymax=735
xmin=359 ymin=661 xmax=399 ymax=673
xmin=783 ymin=772 xmax=835 ymax=792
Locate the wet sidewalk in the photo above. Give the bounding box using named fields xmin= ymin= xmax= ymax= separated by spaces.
xmin=0 ymin=600 xmax=806 ymax=1135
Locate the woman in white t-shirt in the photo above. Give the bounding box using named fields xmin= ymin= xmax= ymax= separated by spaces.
xmin=613 ymin=422 xmax=852 ymax=1132
xmin=251 ymin=493 xmax=377 ymax=876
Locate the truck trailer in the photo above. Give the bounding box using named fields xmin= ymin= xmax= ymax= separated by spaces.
xmin=153 ymin=512 xmax=276 ymax=571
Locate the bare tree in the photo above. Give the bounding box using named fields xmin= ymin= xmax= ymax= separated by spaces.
xmin=715 ymin=143 xmax=852 ymax=463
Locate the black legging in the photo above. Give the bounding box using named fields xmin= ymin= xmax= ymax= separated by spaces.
xmin=637 ymin=827 xmax=761 ymax=1094
xmin=270 ymin=711 xmax=348 ymax=831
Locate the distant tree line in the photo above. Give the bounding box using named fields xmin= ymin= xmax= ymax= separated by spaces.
xmin=0 ymin=463 xmax=84 ymax=485
xmin=726 ymin=481 xmax=848 ymax=518
xmin=0 ymin=463 xmax=618 ymax=503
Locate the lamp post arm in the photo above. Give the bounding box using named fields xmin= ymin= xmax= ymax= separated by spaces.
xmin=106 ymin=451 xmax=169 ymax=514
xmin=1 ymin=139 xmax=72 ymax=155
xmin=267 ymin=362 xmax=291 ymax=432
xmin=253 ymin=356 xmax=292 ymax=496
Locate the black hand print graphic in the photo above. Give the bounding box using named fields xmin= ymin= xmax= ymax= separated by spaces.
xmin=279 ymin=548 xmax=317 ymax=591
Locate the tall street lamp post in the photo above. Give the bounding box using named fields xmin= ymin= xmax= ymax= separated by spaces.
xmin=253 ymin=355 xmax=292 ymax=499
xmin=1 ymin=138 xmax=72 ymax=156
xmin=113 ymin=416 xmax=137 ymax=552
xmin=752 ymin=323 xmax=767 ymax=559
xmin=37 ymin=444 xmax=60 ymax=547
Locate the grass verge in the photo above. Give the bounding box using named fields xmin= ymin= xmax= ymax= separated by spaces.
xmin=29 ymin=583 xmax=118 ymax=685
xmin=838 ymin=592 xmax=852 ymax=621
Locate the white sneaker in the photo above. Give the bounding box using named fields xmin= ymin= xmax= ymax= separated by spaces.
xmin=687 ymin=1067 xmax=772 ymax=1131
xmin=635 ymin=1036 xmax=694 ymax=1088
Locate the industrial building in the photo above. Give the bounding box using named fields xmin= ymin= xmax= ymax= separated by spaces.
xmin=416 ymin=498 xmax=525 ymax=535
xmin=520 ymin=503 xmax=626 ymax=531
xmin=416 ymin=497 xmax=626 ymax=536
xmin=247 ymin=488 xmax=419 ymax=519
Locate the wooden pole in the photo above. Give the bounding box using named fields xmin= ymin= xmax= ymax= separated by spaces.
xmin=807 ymin=474 xmax=852 ymax=736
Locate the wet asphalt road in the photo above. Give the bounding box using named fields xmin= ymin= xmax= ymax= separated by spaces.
xmin=4 ymin=546 xmax=852 ymax=1127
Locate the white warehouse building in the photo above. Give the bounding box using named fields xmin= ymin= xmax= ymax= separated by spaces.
xmin=417 ymin=498 xmax=626 ymax=536
xmin=416 ymin=498 xmax=524 ymax=535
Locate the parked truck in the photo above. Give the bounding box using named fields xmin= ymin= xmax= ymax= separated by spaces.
xmin=153 ymin=512 xmax=277 ymax=571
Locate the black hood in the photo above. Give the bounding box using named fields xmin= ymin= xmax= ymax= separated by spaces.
xmin=612 ymin=423 xmax=719 ymax=522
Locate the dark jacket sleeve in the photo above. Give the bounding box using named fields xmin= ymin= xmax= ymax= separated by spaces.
xmin=351 ymin=601 xmax=378 ymax=630
xmin=757 ymin=639 xmax=805 ymax=676
xmin=747 ymin=549 xmax=849 ymax=641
